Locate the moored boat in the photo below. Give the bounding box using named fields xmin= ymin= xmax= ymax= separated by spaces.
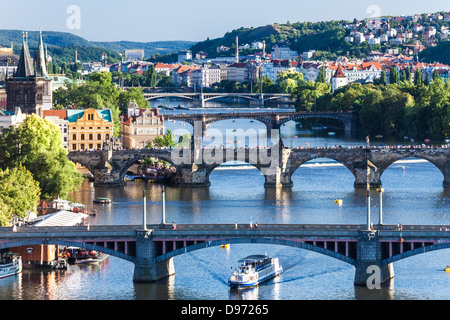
xmin=0 ymin=253 xmax=22 ymax=279
xmin=93 ymin=197 xmax=111 ymax=204
xmin=445 ymin=265 xmax=450 ymax=272
xmin=63 ymin=247 xmax=109 ymax=265
xmin=229 ymin=255 xmax=282 ymax=289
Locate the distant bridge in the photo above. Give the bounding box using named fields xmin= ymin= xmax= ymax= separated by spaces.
xmin=143 ymin=92 xmax=292 ymax=107
xmin=2 ymin=223 xmax=450 ymax=285
xmin=165 ymin=111 xmax=359 ymax=135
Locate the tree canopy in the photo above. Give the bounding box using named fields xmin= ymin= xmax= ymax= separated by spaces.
xmin=0 ymin=114 xmax=83 ymax=200
xmin=0 ymin=166 xmax=41 ymax=226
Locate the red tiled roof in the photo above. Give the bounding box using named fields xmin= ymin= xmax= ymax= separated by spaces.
xmin=43 ymin=110 xmax=67 ymax=119
xmin=332 ymin=66 xmax=346 ymax=78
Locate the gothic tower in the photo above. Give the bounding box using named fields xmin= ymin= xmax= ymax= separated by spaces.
xmin=5 ymin=30 xmax=52 ymax=117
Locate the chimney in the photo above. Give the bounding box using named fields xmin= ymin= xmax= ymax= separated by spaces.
xmin=262 ymin=40 xmax=266 ymax=58
xmin=235 ymin=36 xmax=239 ymax=63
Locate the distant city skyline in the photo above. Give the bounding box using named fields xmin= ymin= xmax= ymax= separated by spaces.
xmin=1 ymin=0 xmax=450 ymax=43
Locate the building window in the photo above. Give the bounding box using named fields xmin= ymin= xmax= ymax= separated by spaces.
xmin=97 ymin=134 xmax=102 ymax=140
xmin=73 ymin=134 xmax=76 ymax=140
xmin=81 ymin=134 xmax=85 ymax=140
xmin=105 ymin=134 xmax=110 ymax=141
xmin=89 ymin=134 xmax=93 ymax=140
xmin=81 ymin=144 xmax=85 ymax=150
xmin=73 ymin=144 xmax=76 ymax=150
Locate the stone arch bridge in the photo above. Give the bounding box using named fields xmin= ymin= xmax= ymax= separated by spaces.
xmin=143 ymin=92 xmax=291 ymax=108
xmin=1 ymin=223 xmax=450 ymax=286
xmin=165 ymin=111 xmax=359 ymax=136
xmin=67 ymin=147 xmax=450 ymax=188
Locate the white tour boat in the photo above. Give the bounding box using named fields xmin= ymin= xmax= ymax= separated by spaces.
xmin=229 ymin=254 xmax=282 ymax=289
xmin=0 ymin=253 xmax=22 ymax=279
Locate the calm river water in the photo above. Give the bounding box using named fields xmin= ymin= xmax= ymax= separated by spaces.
xmin=1 ymin=100 xmax=449 ymax=300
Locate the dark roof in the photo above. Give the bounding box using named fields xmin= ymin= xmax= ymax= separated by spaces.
xmin=34 ymin=31 xmax=48 ymax=78
xmin=0 ymin=54 xmax=19 ymax=67
xmin=14 ymin=41 xmax=34 ymax=78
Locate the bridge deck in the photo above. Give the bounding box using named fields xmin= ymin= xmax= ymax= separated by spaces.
xmin=1 ymin=223 xmax=449 ymax=238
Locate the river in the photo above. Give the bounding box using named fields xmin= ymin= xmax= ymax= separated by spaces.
xmin=1 ymin=99 xmax=449 ymax=300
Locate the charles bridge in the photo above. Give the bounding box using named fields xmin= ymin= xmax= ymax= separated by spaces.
xmin=1 ymin=223 xmax=450 ymax=286
xmin=67 ymin=145 xmax=450 ymax=188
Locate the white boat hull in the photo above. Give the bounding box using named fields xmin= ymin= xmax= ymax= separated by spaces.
xmin=229 ymin=256 xmax=282 ymax=289
xmin=0 ymin=259 xmax=22 ymax=279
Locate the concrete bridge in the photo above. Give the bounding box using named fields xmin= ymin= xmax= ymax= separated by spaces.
xmin=143 ymin=92 xmax=291 ymax=107
xmin=166 ymin=111 xmax=359 ymax=135
xmin=2 ymin=223 xmax=450 ymax=286
xmin=67 ymin=146 xmax=450 ymax=188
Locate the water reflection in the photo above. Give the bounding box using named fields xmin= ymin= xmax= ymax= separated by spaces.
xmin=354 ymin=279 xmax=395 ymax=300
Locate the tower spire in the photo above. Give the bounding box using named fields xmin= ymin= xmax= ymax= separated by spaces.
xmin=34 ymin=27 xmax=48 ymax=77
xmin=14 ymin=31 xmax=34 ymax=77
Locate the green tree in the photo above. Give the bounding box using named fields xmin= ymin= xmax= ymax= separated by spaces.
xmin=390 ymin=68 xmax=399 ymax=85
xmin=0 ymin=115 xmax=83 ymax=199
xmin=153 ymin=129 xmax=175 ymax=148
xmin=317 ymin=66 xmax=327 ymax=83
xmin=0 ymin=166 xmax=41 ymax=225
xmin=276 ymin=70 xmax=304 ymax=94
xmin=414 ymin=68 xmax=423 ymax=86
xmin=118 ymin=87 xmax=150 ymax=114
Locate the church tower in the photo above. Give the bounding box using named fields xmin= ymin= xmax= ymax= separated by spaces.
xmin=331 ymin=66 xmax=348 ymax=93
xmin=6 ymin=30 xmax=52 ymax=117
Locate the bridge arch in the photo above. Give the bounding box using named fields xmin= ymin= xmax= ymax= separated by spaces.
xmin=145 ymin=94 xmax=200 ymax=102
xmin=116 ymin=150 xmax=180 ymax=183
xmin=278 ymin=113 xmax=356 ymax=133
xmin=153 ymin=237 xmax=356 ymax=266
xmin=202 ymin=93 xmax=260 ymax=103
xmin=0 ymin=239 xmax=135 ymax=263
xmin=206 ymin=160 xmax=267 ymax=186
xmin=377 ymin=156 xmax=445 ymax=181
xmin=382 ymin=241 xmax=450 ymax=267
xmin=288 ymin=155 xmax=359 ymax=184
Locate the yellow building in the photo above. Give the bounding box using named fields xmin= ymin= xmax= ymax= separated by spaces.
xmin=121 ymin=104 xmax=164 ymax=149
xmin=67 ymin=108 xmax=113 ymax=151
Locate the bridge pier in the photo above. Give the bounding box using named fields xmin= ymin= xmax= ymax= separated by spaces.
xmin=133 ymin=230 xmax=175 ymax=282
xmin=444 ymin=164 xmax=450 ymax=188
xmin=352 ymin=167 xmax=382 ymax=189
xmin=92 ymin=168 xmax=125 ymax=187
xmin=178 ymin=165 xmax=211 ymax=187
xmin=249 ymin=98 xmax=264 ymax=108
xmin=354 ymin=231 xmax=394 ymax=287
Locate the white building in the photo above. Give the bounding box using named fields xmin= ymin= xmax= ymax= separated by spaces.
xmin=42 ymin=110 xmax=69 ymax=149
xmin=302 ymin=50 xmax=316 ymax=60
xmin=262 ymin=60 xmax=298 ymax=82
xmin=271 ymin=43 xmax=299 ymax=60
xmin=331 ymin=66 xmax=348 ymax=93
xmin=0 ymin=107 xmax=26 ymax=132
xmin=178 ymin=50 xmax=192 ymax=62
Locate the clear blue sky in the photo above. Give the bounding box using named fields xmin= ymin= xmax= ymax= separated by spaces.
xmin=1 ymin=0 xmax=449 ymax=42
